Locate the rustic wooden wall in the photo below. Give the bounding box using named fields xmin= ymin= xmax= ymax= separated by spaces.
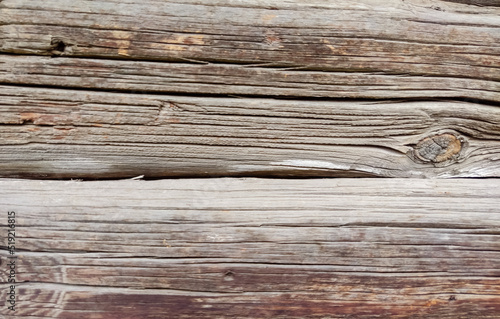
xmin=0 ymin=0 xmax=499 ymax=318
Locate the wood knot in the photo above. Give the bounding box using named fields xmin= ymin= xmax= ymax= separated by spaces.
xmin=414 ymin=133 xmax=464 ymax=163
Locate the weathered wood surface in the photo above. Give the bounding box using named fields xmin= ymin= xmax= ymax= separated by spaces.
xmin=0 ymin=178 xmax=499 ymax=318
xmin=0 ymin=0 xmax=499 ymax=101
xmin=1 ymin=53 xmax=499 ymax=102
xmin=0 ymin=0 xmax=499 ymax=179
xmin=1 ymin=85 xmax=500 ymax=179
xmin=1 ymin=1 xmax=499 ymax=318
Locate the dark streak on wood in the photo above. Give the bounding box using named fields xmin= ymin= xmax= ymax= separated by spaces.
xmin=441 ymin=0 xmax=500 ymax=7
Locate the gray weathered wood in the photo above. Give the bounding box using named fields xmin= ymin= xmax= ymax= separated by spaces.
xmin=0 ymin=0 xmax=499 ymax=100
xmin=0 ymin=178 xmax=499 ymax=318
xmin=1 ymin=85 xmax=499 ymax=178
xmin=1 ymin=0 xmax=499 ymax=178
xmin=1 ymin=55 xmax=498 ymax=101
xmin=1 ymin=1 xmax=499 ymax=318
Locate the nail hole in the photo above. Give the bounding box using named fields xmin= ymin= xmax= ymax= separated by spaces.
xmin=50 ymin=38 xmax=73 ymax=56
xmin=55 ymin=41 xmax=66 ymax=53
xmin=449 ymin=295 xmax=456 ymax=301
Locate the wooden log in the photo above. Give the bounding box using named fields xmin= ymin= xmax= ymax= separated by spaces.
xmin=1 ymin=55 xmax=498 ymax=101
xmin=0 ymin=0 xmax=499 ymax=101
xmin=0 ymin=178 xmax=499 ymax=318
xmin=1 ymin=85 xmax=499 ymax=178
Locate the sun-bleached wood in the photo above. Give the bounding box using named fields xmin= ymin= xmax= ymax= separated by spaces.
xmin=0 ymin=178 xmax=499 ymax=318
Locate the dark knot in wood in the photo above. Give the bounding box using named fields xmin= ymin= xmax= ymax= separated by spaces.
xmin=414 ymin=133 xmax=463 ymax=163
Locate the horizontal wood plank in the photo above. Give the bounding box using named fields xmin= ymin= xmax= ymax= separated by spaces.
xmin=1 ymin=85 xmax=499 ymax=178
xmin=0 ymin=178 xmax=499 ymax=318
xmin=0 ymin=0 xmax=499 ymax=100
xmin=1 ymin=55 xmax=498 ymax=101
xmin=442 ymin=0 xmax=500 ymax=6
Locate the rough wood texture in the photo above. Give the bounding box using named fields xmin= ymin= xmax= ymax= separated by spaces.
xmin=0 ymin=178 xmax=499 ymax=318
xmin=1 ymin=54 xmax=499 ymax=102
xmin=1 ymin=0 xmax=499 ymax=178
xmin=1 ymin=1 xmax=498 ymax=318
xmin=1 ymin=85 xmax=499 ymax=179
xmin=0 ymin=0 xmax=499 ymax=101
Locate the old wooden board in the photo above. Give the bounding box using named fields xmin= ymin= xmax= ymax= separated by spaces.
xmin=0 ymin=178 xmax=499 ymax=318
xmin=0 ymin=54 xmax=499 ymax=102
xmin=0 ymin=0 xmax=499 ymax=102
xmin=1 ymin=85 xmax=499 ymax=179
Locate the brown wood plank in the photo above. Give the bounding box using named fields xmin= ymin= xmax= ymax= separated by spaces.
xmin=0 ymin=178 xmax=499 ymax=318
xmin=0 ymin=0 xmax=498 ymax=98
xmin=1 ymin=85 xmax=499 ymax=178
xmin=1 ymin=55 xmax=498 ymax=101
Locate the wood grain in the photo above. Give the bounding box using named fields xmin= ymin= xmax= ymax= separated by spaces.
xmin=0 ymin=0 xmax=499 ymax=100
xmin=1 ymin=85 xmax=499 ymax=178
xmin=1 ymin=1 xmax=498 ymax=318
xmin=1 ymin=55 xmax=498 ymax=101
xmin=0 ymin=178 xmax=499 ymax=318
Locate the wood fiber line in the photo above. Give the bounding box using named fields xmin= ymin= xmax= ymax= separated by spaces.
xmin=0 ymin=178 xmax=499 ymax=318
